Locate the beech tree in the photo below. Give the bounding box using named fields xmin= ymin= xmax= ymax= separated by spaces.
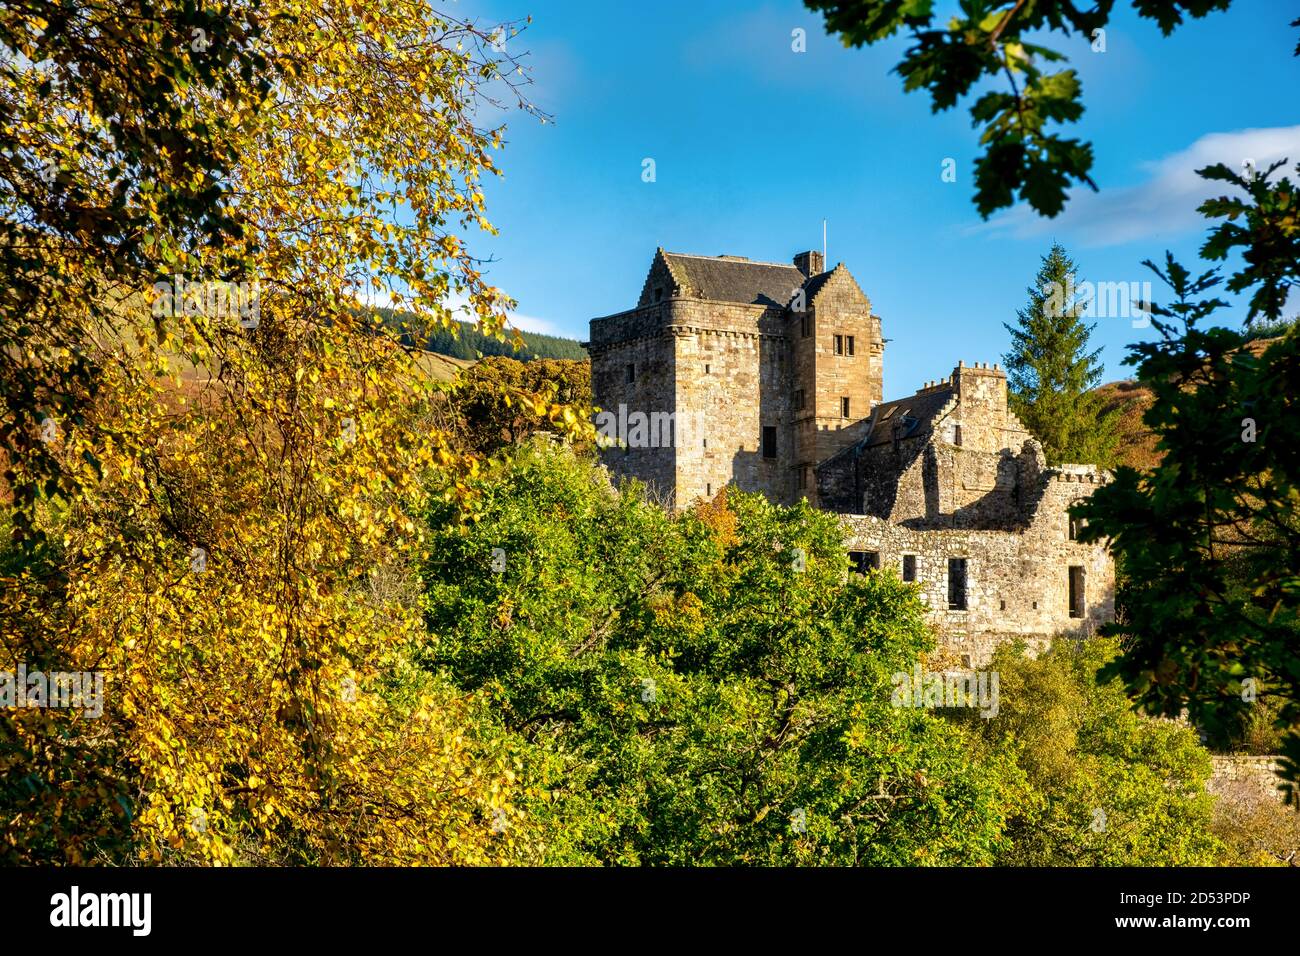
xmin=0 ymin=1 xmax=588 ymax=864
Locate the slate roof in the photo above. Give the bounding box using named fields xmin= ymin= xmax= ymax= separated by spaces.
xmin=862 ymin=384 xmax=954 ymax=447
xmin=662 ymin=252 xmax=809 ymax=308
xmin=800 ymin=270 xmax=837 ymax=301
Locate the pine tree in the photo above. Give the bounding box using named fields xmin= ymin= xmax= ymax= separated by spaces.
xmin=1002 ymin=243 xmax=1120 ymax=467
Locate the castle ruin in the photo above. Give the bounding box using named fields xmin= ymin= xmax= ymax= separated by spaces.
xmin=586 ymin=248 xmax=1114 ymax=664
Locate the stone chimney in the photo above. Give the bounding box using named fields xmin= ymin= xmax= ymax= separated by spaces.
xmin=793 ymin=250 xmax=824 ymax=277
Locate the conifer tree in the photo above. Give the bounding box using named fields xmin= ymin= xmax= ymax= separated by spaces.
xmin=1002 ymin=243 xmax=1120 ymax=467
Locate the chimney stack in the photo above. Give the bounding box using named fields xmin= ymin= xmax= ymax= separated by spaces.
xmin=793 ymin=250 xmax=825 ymax=277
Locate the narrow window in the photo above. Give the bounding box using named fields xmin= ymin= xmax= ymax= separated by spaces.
xmin=703 ymin=437 xmax=708 ymax=449
xmin=626 ymin=363 xmax=635 ymax=384
xmin=801 ymin=314 xmax=811 ymax=338
xmin=705 ymin=363 xmax=711 ymax=375
xmin=902 ymin=555 xmax=917 ymax=582
xmin=847 ymin=335 xmax=855 ymax=356
xmin=653 ymin=287 xmax=663 ymax=302
xmin=762 ymin=425 xmax=777 ymax=459
xmin=834 ymin=334 xmax=844 ymax=356
xmin=953 ymin=424 xmax=962 ymax=446
xmin=947 ymin=558 xmax=968 ymax=611
xmin=841 ymin=396 xmax=851 ymax=418
xmin=1069 ymin=514 xmax=1084 ymax=541
xmin=1069 ymin=566 xmax=1085 ymax=618
xmin=707 ymin=483 xmax=712 ymax=497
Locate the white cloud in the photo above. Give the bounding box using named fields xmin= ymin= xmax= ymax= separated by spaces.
xmin=976 ymin=125 xmax=1300 ymax=247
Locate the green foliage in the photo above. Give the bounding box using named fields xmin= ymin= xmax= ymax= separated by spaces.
xmin=957 ymin=638 xmax=1222 ymax=865
xmin=805 ymin=0 xmax=1255 ymax=217
xmin=1078 ymin=160 xmax=1300 ymax=793
xmin=1002 ymin=242 xmax=1121 ymax=466
xmin=421 ymin=443 xmax=1014 ymax=865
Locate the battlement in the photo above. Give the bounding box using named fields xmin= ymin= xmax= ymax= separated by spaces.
xmin=1046 ymin=465 xmax=1108 ymax=485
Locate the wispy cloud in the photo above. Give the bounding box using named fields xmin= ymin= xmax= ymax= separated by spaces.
xmin=975 ymin=125 xmax=1300 ymax=247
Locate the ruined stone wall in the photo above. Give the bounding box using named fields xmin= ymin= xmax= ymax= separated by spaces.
xmin=1209 ymin=756 xmax=1289 ymax=804
xmin=840 ymin=505 xmax=1113 ymax=665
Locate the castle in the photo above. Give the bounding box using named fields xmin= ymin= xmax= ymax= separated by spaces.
xmin=585 ymin=248 xmax=1114 ymax=664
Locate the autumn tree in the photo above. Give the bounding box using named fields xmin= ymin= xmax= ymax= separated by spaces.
xmin=0 ymin=2 xmax=589 ymax=864
xmin=0 ymin=0 xmax=271 ymax=544
xmin=447 ymin=355 xmax=592 ymax=457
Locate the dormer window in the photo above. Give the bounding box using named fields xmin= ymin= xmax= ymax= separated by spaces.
xmin=653 ymin=286 xmax=663 ymax=302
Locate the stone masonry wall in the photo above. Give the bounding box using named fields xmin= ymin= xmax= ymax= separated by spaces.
xmin=1209 ymin=755 xmax=1290 ymax=804
xmin=588 ymin=303 xmax=677 ymax=501
xmin=669 ymin=296 xmax=792 ymax=504
xmin=806 ymin=268 xmax=883 ymax=472
xmin=840 ymin=501 xmax=1113 ymax=665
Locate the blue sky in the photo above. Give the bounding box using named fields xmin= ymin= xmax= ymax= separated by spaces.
xmin=456 ymin=1 xmax=1299 ymax=400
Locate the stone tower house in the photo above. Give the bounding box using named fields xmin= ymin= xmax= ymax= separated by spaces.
xmin=587 ymin=248 xmax=1114 ymax=663
xmin=587 ymin=248 xmax=882 ymax=505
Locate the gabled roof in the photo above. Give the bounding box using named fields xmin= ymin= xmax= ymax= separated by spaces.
xmin=661 ymin=252 xmax=808 ymax=308
xmin=862 ymin=385 xmax=954 ymax=447
xmin=800 ymin=269 xmax=837 ymax=301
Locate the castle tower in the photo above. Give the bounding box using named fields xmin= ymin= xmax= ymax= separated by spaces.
xmin=587 ymin=247 xmax=883 ymax=508
xmin=790 ymin=262 xmax=884 ymax=501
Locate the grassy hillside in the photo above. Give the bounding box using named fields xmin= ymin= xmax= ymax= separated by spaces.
xmin=1094 ymin=335 xmax=1284 ymax=471
xmin=1095 ymin=379 xmax=1161 ymax=471
xmin=414 ymin=350 xmax=476 ymax=382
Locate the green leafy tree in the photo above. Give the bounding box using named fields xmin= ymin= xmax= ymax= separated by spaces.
xmin=805 ymin=1 xmax=1297 ymax=218
xmin=421 ymin=442 xmax=1016 ymax=865
xmin=1077 ymin=159 xmax=1300 ymax=792
xmin=958 ymin=638 xmax=1222 ymax=865
xmin=1002 ymin=243 xmax=1120 ymax=466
